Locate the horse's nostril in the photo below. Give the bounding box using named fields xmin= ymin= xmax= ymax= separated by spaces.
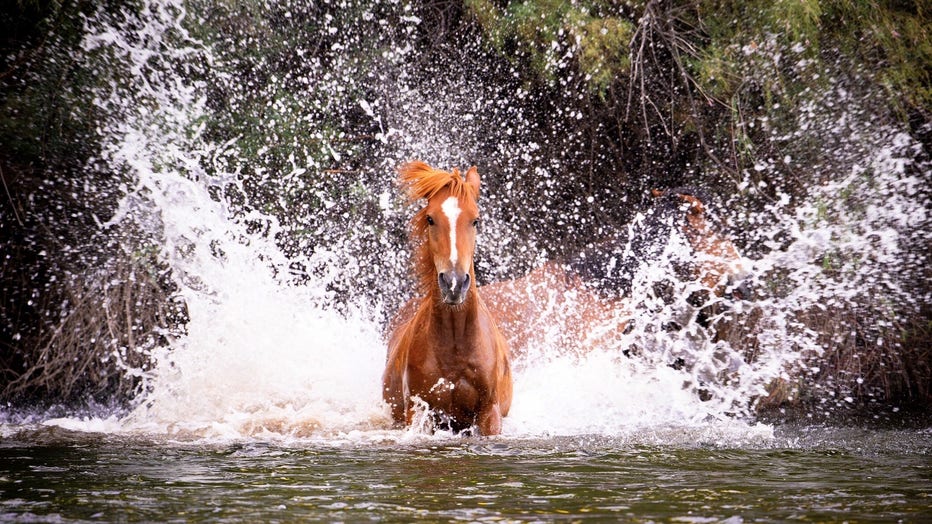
xmin=438 ymin=272 xmax=453 ymax=290
xmin=460 ymin=273 xmax=470 ymax=291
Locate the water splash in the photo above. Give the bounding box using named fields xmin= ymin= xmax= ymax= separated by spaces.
xmin=6 ymin=0 xmax=928 ymax=444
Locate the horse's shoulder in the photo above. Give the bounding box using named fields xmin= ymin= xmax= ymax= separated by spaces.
xmin=385 ymin=296 xmax=430 ymax=365
xmin=483 ymin=303 xmax=513 ymax=371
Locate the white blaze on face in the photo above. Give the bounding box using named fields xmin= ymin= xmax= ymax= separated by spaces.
xmin=441 ymin=196 xmax=461 ymax=265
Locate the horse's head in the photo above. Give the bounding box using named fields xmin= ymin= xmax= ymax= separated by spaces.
xmin=399 ymin=161 xmax=481 ymax=306
xmin=652 ymin=188 xmax=750 ymax=299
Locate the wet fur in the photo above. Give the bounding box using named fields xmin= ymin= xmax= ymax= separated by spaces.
xmin=382 ymin=161 xmax=513 ymax=435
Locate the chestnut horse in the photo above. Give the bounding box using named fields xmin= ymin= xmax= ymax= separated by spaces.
xmin=480 ymin=187 xmax=748 ymax=358
xmin=382 ymin=161 xmax=512 ymax=435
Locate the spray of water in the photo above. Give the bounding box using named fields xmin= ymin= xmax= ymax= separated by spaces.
xmin=10 ymin=1 xmax=928 ymax=444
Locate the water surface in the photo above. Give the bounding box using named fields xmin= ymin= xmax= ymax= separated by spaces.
xmin=3 ymin=424 xmax=929 ymax=522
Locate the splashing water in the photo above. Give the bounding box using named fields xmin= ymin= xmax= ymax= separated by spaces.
xmin=9 ymin=0 xmax=929 ymax=445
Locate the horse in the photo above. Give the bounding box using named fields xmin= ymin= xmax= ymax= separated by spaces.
xmin=479 ymin=187 xmax=749 ymax=358
xmin=382 ymin=161 xmax=513 ymax=436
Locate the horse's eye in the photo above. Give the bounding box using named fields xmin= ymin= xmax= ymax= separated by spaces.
xmin=472 ymin=218 xmax=480 ymax=228
xmin=426 ymin=215 xmax=435 ymax=226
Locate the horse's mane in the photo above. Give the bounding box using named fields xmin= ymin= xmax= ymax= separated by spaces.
xmin=399 ymin=161 xmax=477 ymax=203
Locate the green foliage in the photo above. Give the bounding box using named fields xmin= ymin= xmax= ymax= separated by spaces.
xmin=694 ymin=0 xmax=928 ymax=127
xmin=182 ymin=0 xmax=400 ymax=261
xmin=465 ymin=0 xmax=635 ymax=92
xmin=765 ymin=0 xmax=823 ymax=43
xmin=690 ymin=0 xmax=822 ymax=112
xmin=572 ymin=14 xmax=633 ymax=91
xmin=822 ymin=1 xmax=931 ymax=117
xmin=466 ymin=0 xmax=929 ymax=178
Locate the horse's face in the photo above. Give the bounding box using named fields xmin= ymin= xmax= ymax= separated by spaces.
xmin=424 ymin=167 xmax=481 ymax=305
xmin=676 ymin=193 xmax=751 ymax=299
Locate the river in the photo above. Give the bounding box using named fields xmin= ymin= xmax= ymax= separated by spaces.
xmin=2 ymin=421 xmax=930 ymax=522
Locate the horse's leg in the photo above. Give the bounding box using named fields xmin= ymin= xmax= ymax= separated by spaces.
xmin=405 ymin=403 xmax=414 ymax=427
xmin=381 ymin=368 xmax=406 ymax=425
xmin=388 ymin=396 xmax=405 ymax=427
xmin=476 ymin=403 xmax=503 ymax=436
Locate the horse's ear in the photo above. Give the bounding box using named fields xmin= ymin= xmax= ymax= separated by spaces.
xmin=465 ymin=166 xmax=480 ymax=198
xmin=678 ymin=194 xmax=705 ymax=215
xmin=651 ymin=188 xmax=665 ymax=198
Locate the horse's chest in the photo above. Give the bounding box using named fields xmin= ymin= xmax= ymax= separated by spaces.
xmin=409 ymin=345 xmax=488 ymax=407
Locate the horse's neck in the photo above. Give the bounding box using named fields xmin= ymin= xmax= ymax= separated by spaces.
xmin=425 ymin=288 xmax=480 ymax=342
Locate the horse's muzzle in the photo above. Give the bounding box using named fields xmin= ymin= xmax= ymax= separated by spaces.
xmin=438 ymin=271 xmax=471 ymax=305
